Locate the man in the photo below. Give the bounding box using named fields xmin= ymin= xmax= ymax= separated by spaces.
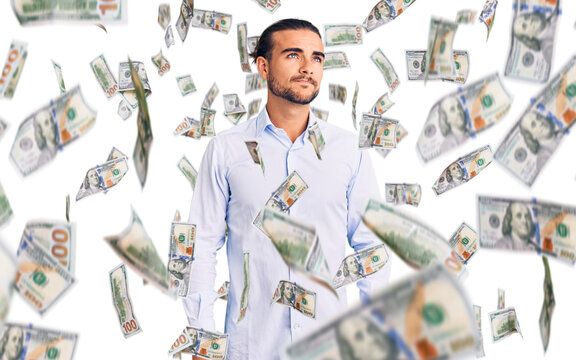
xmin=183 ymin=18 xmax=391 ymax=359
xmin=0 ymin=326 xmax=24 ymax=360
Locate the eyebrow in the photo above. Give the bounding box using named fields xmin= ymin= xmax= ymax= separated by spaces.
xmin=281 ymin=47 xmax=325 ymax=59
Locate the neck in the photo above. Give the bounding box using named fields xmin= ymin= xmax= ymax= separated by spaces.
xmin=266 ymin=91 xmax=310 ymax=143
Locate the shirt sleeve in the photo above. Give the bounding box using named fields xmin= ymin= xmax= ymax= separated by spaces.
xmin=346 ymin=149 xmax=392 ymax=303
xmin=182 ymin=137 xmax=229 ymax=331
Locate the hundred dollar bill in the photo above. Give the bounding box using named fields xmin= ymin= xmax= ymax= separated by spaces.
xmin=217 ymin=280 xmax=229 ymax=300
xmin=0 ymin=118 xmax=8 ymax=141
xmin=323 ymin=51 xmax=350 ymax=70
xmin=202 ymin=82 xmax=219 ymax=108
xmin=448 ymin=222 xmax=478 ymax=263
xmin=424 ymin=17 xmax=458 ymax=82
xmin=0 ymin=243 xmax=16 ymax=321
xmin=191 ymin=9 xmax=232 ymax=34
xmin=498 ymin=288 xmax=505 ymax=310
xmin=362 ymin=0 xmax=417 ymax=32
xmin=489 ymin=307 xmax=522 ymax=342
xmin=253 ymin=170 xmax=308 ymax=232
xmin=11 ymin=0 xmax=126 ymax=24
xmin=371 ymin=92 xmax=394 ymax=115
xmin=15 ymin=232 xmax=75 ymax=314
xmin=118 ymin=100 xmax=132 ymax=120
xmin=104 ymin=209 xmax=170 ymax=293
xmin=479 ymin=0 xmax=498 ymax=40
xmin=0 ymin=323 xmax=78 ymax=360
xmin=248 ymin=98 xmax=262 ymax=119
xmin=308 ymin=121 xmax=325 ymax=160
xmin=505 ymin=0 xmax=559 ymax=82
xmin=223 ymin=94 xmax=247 ymax=125
xmin=165 ymin=25 xmax=175 ymax=48
xmin=237 ymin=251 xmax=249 ymax=322
xmin=358 ymin=113 xmax=398 ymax=149
xmin=406 ymin=50 xmax=469 ymax=83
xmin=25 ymin=220 xmax=76 ymax=273
xmin=260 ymin=207 xmax=335 ymax=294
xmin=237 ymin=23 xmax=251 ymax=73
xmin=370 ymin=48 xmax=399 ymax=92
xmin=285 ymin=263 xmax=478 ymax=360
xmin=169 ymin=327 xmax=229 ymax=358
xmin=245 ymin=140 xmax=265 ymax=174
xmin=10 ymin=85 xmax=97 ymax=176
xmin=90 ymin=54 xmax=118 ymax=99
xmin=177 ymin=155 xmax=198 ymax=189
xmin=168 ymin=216 xmax=196 ymax=297
xmin=0 ymin=41 xmax=27 ymax=99
xmin=151 ymin=49 xmax=170 ymax=76
xmin=254 ymin=0 xmax=280 ymax=13
xmin=324 ymin=24 xmax=362 ymax=46
xmin=540 ymin=256 xmax=554 ymax=352
xmin=272 ymin=280 xmax=316 ymax=318
xmin=433 ymin=145 xmax=493 ymax=195
xmin=174 ymin=117 xmax=201 ymax=139
xmin=175 ymin=0 xmax=193 ymax=42
xmin=385 ymin=183 xmax=421 ymax=207
xmin=158 ymin=3 xmax=170 ymax=29
xmin=352 ymin=81 xmax=358 ymax=129
xmin=0 ymin=181 xmax=13 ymax=228
xmin=362 ymin=198 xmax=468 ymax=279
xmin=200 ymin=107 xmax=216 ymax=136
xmin=417 ymin=73 xmax=512 ymax=162
xmin=109 ymin=263 xmax=142 ymax=338
xmin=51 ymin=59 xmax=66 ymax=94
xmin=332 ymin=244 xmax=389 ymax=289
xmin=176 ymin=75 xmax=196 ymax=96
xmin=495 ymin=55 xmax=576 ymax=186
xmin=373 ymin=123 xmax=408 ymax=159
xmin=245 ymin=73 xmax=267 ymax=93
xmin=76 ymin=147 xmax=129 ymax=201
xmin=477 ymin=195 xmax=576 ymax=264
xmin=456 ymin=9 xmax=477 ymax=24
xmin=311 ymin=107 xmax=328 ymax=121
xmin=328 ymin=83 xmax=347 ymax=104
xmin=474 ymin=305 xmax=486 ymax=357
xmin=118 ymin=60 xmax=151 ymax=109
xmin=247 ymin=36 xmax=259 ymax=54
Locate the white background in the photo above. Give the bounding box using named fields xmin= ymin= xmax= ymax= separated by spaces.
xmin=0 ymin=0 xmax=575 ymax=359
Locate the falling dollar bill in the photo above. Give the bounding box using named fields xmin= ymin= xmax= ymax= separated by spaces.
xmin=310 ymin=107 xmax=329 ymax=122
xmin=0 ymin=181 xmax=13 ymax=228
xmin=244 ymin=140 xmax=265 ymax=174
xmin=169 ymin=327 xmax=229 ymax=358
xmin=247 ymin=35 xmax=259 ymax=54
xmin=540 ymin=256 xmax=555 ymax=352
xmin=118 ymin=61 xmax=151 ymax=109
xmin=370 ymin=48 xmax=399 ymax=92
xmin=0 ymin=243 xmax=16 ymax=321
xmin=223 ymin=94 xmax=247 ymax=125
xmin=158 ymin=3 xmax=170 ymax=29
xmin=109 ymin=263 xmax=142 ymax=338
xmin=253 ymin=0 xmax=280 ymax=13
xmin=505 ymin=0 xmax=558 ymax=82
xmin=10 ymin=85 xmax=97 ymax=176
xmin=0 ymin=323 xmax=78 ymax=360
xmin=432 ymin=145 xmax=493 ymax=195
xmin=373 ymin=123 xmax=407 ymax=160
xmin=456 ymin=9 xmax=477 ymax=24
xmin=25 ymin=220 xmax=76 ymax=274
xmin=175 ymin=0 xmax=193 ymax=42
xmin=11 ymin=0 xmax=126 ymax=24
xmin=0 ymin=41 xmax=27 ymax=99
xmin=217 ymin=280 xmax=229 ymax=301
xmin=117 ymin=100 xmax=132 ymax=120
xmin=424 ymin=17 xmax=458 ymax=82
xmin=371 ymin=92 xmax=394 ymax=115
xmin=247 ymin=98 xmax=262 ymax=119
xmin=245 ymin=73 xmax=267 ymax=93
xmin=237 ymin=23 xmax=251 ymax=73
xmin=406 ymin=50 xmax=469 ymax=83
xmin=385 ymin=183 xmax=421 ymax=207
xmin=271 ymin=280 xmax=316 ymax=318
xmin=51 ymin=59 xmax=66 ymax=94
xmin=358 ymin=113 xmax=398 ymax=149
xmin=474 ymin=305 xmax=486 ymax=357
xmin=351 ymin=81 xmax=359 ymax=129
xmin=495 ymin=55 xmax=576 ymax=186
xmin=202 ymin=82 xmax=219 ymax=108
xmin=151 ymin=49 xmax=171 ymax=76
xmin=332 ymin=244 xmax=389 ymax=289
xmin=362 ymin=0 xmax=417 ymax=32
xmin=477 ymin=195 xmax=576 ymax=264
xmin=177 ymin=155 xmax=198 ymax=189
xmin=323 ymin=51 xmax=350 ymax=70
xmin=308 ymin=121 xmax=325 ymax=160
xmin=489 ymin=307 xmax=522 ymax=342
xmin=104 ymin=209 xmax=170 ymax=293
xmin=168 ymin=216 xmax=196 ymax=297
xmin=90 ymin=54 xmax=118 ymax=99
xmin=191 ymin=9 xmax=232 ymax=34
xmin=76 ymin=147 xmax=128 ymax=201
xmin=174 ymin=117 xmax=201 ymax=139
xmin=362 ymin=198 xmax=468 ymax=279
xmin=285 ymin=263 xmax=478 ymax=360
xmin=324 ymin=24 xmax=362 ymax=46
xmin=165 ymin=25 xmax=175 ymax=48
xmin=497 ymin=288 xmax=505 ymax=310
xmin=200 ymin=107 xmax=216 ymax=136
xmin=237 ymin=251 xmax=249 ymax=323
xmin=417 ymin=73 xmax=512 ymax=163
xmin=328 ymin=83 xmax=347 ymax=104
xmin=0 ymin=118 xmax=8 ymax=141
xmin=15 ymin=232 xmax=75 ymax=314
xmin=479 ymin=0 xmax=498 ymax=39
xmin=448 ymin=222 xmax=478 ymax=263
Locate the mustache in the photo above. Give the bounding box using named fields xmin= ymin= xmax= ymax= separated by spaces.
xmin=291 ymin=76 xmax=317 ymax=85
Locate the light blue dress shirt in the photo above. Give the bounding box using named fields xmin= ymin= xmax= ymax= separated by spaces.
xmin=183 ymin=108 xmax=391 ymax=360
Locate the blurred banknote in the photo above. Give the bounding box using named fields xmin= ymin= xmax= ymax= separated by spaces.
xmin=323 ymin=51 xmax=350 ymax=70
xmin=311 ymin=107 xmax=328 ymax=122
xmin=25 ymin=220 xmax=76 ymax=273
xmin=245 ymin=73 xmax=267 ymax=93
xmin=271 ymin=280 xmax=316 ymax=318
xmin=406 ymin=50 xmax=469 ymax=83
xmin=9 ymin=85 xmax=97 ymax=176
xmin=0 ymin=181 xmax=13 ymax=227
xmin=474 ymin=305 xmax=486 ymax=357
xmin=11 ymin=0 xmax=126 ymax=24
xmin=254 ymin=0 xmax=280 ymax=13
xmin=504 ymin=0 xmax=559 ymax=82
xmin=238 ymin=251 xmax=249 ymax=322
xmin=477 ymin=195 xmax=576 ymax=264
xmin=169 ymin=327 xmax=229 ymax=358
xmin=385 ymin=183 xmax=421 ymax=207
xmin=200 ymin=107 xmax=216 ymax=136
xmin=358 ymin=113 xmax=398 ymax=149
xmin=328 ymin=84 xmax=347 ymax=104
xmin=247 ymin=36 xmax=259 ymax=54
xmin=217 ymin=280 xmax=229 ymax=300
xmin=118 ymin=61 xmax=151 ymax=109
xmin=117 ymin=100 xmax=132 ymax=120
xmin=373 ymin=123 xmax=407 ymax=160
xmin=168 ymin=216 xmax=196 ymax=297
xmin=370 ymin=48 xmax=399 ymax=92
xmin=417 ymin=73 xmax=511 ymax=163
xmin=175 ymin=0 xmax=193 ymax=42
xmin=76 ymin=147 xmax=128 ymax=201
xmin=177 ymin=155 xmax=198 ymax=189
xmin=51 ymin=59 xmax=66 ymax=94
xmin=0 ymin=41 xmax=27 ymax=99
xmin=223 ymin=94 xmax=247 ymax=125
xmin=324 ymin=24 xmax=362 ymax=46
xmin=332 ymin=244 xmax=389 ymax=289
xmin=371 ymin=92 xmax=394 ymax=115
xmin=498 ymin=288 xmax=505 ymax=310
xmin=245 ymin=140 xmax=265 ymax=174
xmin=424 ymin=17 xmax=458 ymax=82
xmin=286 ymin=264 xmax=478 ymax=360
xmin=308 ymin=121 xmax=325 ymax=160
xmin=104 ymin=209 xmax=170 ymax=293
xmin=202 ymin=82 xmax=219 ymax=108
xmin=362 ymin=198 xmax=468 ymax=279
xmin=151 ymin=50 xmax=171 ymax=76
xmin=109 ymin=263 xmax=142 ymax=338
xmin=237 ymin=23 xmax=251 ymax=72
xmin=191 ymin=9 xmax=232 ymax=34
xmin=432 ymin=145 xmax=493 ymax=195
xmin=362 ymin=0 xmax=417 ymax=32
xmin=448 ymin=222 xmax=478 ymax=263
xmin=0 ymin=243 xmax=16 ymax=321
xmin=174 ymin=117 xmax=201 ymax=139
xmin=352 ymin=82 xmax=358 ymax=129
xmin=158 ymin=3 xmax=170 ymax=29
xmin=540 ymin=256 xmax=554 ymax=352
xmin=176 ymin=75 xmax=196 ymax=96
xmin=248 ymin=98 xmax=262 ymax=119
xmin=90 ymin=54 xmax=118 ymax=99
xmin=165 ymin=25 xmax=175 ymax=48
xmin=495 ymin=55 xmax=576 ymax=186
xmin=0 ymin=118 xmax=8 ymax=141
xmin=479 ymin=0 xmax=498 ymax=39
xmin=489 ymin=307 xmax=522 ymax=342
xmin=0 ymin=323 xmax=78 ymax=360
xmin=456 ymin=9 xmax=477 ymax=24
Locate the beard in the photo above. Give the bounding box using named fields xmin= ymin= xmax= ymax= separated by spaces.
xmin=267 ymin=71 xmax=319 ymax=105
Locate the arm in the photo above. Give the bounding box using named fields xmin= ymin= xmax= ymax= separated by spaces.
xmin=183 ymin=137 xmax=229 ymax=331
xmin=346 ymin=149 xmax=392 ymax=302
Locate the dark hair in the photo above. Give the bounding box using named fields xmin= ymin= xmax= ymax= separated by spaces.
xmin=249 ymin=18 xmax=321 ymax=64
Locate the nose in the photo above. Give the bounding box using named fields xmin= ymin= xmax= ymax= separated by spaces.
xmin=299 ymin=57 xmax=314 ymax=75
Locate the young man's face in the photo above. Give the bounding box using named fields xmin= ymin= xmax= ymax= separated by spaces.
xmin=260 ymin=29 xmax=324 ymax=105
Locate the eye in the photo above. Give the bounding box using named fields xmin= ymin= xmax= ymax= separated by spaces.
xmin=288 ymin=53 xmax=298 ymax=59
xmin=313 ymin=56 xmax=323 ymax=63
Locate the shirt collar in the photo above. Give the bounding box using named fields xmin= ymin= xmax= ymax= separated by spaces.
xmin=254 ymin=106 xmax=323 ymax=140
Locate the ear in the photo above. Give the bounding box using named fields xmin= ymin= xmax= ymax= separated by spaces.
xmin=256 ymin=56 xmax=269 ymax=80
